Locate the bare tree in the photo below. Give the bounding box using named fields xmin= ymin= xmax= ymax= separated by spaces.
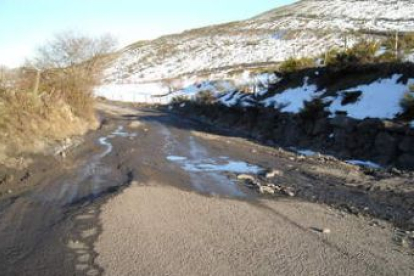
xmin=32 ymin=31 xmax=118 ymax=119
xmin=35 ymin=31 xmax=117 ymax=69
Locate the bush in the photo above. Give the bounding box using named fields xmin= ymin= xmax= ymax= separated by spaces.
xmin=377 ymin=51 xmax=399 ymax=63
xmin=279 ymin=57 xmax=314 ymax=73
xmin=195 ymin=90 xmax=216 ymax=105
xmin=324 ymin=41 xmax=380 ymax=67
xmin=383 ymin=33 xmax=414 ymax=56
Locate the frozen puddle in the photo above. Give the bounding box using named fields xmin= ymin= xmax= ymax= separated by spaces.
xmin=166 ymin=154 xmax=263 ymax=198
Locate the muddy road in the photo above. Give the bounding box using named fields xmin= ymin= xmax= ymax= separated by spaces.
xmin=0 ymin=102 xmax=413 ymax=276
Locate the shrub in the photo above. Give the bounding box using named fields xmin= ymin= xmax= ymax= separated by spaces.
xmin=279 ymin=57 xmax=314 ymax=73
xmin=383 ymin=33 xmax=414 ymax=56
xmin=195 ymin=90 xmax=216 ymax=105
xmin=324 ymin=41 xmax=380 ymax=67
xmin=377 ymin=51 xmax=399 ymax=62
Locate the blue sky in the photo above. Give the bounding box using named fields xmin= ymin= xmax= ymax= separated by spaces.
xmin=0 ymin=0 xmax=295 ymax=67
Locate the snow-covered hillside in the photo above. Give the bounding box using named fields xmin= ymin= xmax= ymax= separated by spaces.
xmin=101 ymin=0 xmax=414 ymax=86
xmin=98 ymin=69 xmax=414 ymax=124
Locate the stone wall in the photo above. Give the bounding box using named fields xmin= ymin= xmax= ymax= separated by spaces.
xmin=175 ymin=104 xmax=414 ymax=170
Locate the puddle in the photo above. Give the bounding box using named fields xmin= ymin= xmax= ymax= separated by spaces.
xmin=185 ymin=160 xmax=262 ymax=174
xmin=167 ymin=155 xmax=263 ymax=174
xmin=166 ymin=154 xmax=263 ymax=198
xmin=161 ymin=129 xmax=263 ymax=198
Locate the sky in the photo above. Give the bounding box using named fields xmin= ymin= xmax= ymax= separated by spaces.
xmin=0 ymin=0 xmax=295 ymax=68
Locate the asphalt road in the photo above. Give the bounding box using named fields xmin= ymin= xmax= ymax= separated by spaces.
xmin=0 ymin=102 xmax=412 ymax=276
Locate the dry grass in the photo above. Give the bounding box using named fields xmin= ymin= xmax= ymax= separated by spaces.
xmin=0 ymin=86 xmax=94 ymax=159
xmin=0 ymin=67 xmax=99 ymax=165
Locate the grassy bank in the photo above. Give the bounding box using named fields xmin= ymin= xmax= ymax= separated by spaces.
xmin=0 ymin=79 xmax=98 ymax=168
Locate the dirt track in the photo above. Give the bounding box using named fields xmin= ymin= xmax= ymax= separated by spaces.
xmin=0 ymin=102 xmax=413 ymax=275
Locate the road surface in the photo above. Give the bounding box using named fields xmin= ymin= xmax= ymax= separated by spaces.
xmin=0 ymin=102 xmax=412 ymax=276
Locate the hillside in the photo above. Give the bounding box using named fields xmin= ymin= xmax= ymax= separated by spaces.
xmin=101 ymin=0 xmax=414 ymax=86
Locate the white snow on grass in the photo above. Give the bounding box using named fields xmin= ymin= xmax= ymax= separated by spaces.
xmin=262 ymin=77 xmax=322 ymax=113
xmin=328 ymin=75 xmax=411 ymax=120
xmin=172 ymin=80 xmax=235 ymax=99
xmin=346 ymin=160 xmax=382 ymax=169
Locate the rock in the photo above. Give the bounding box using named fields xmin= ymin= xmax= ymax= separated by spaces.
xmin=323 ymin=228 xmax=331 ymax=234
xmin=296 ymin=155 xmax=306 ymax=161
xmin=129 ymin=121 xmax=143 ymax=129
xmin=7 ymin=189 xmax=12 ymax=194
xmin=237 ymin=174 xmax=256 ymax=182
xmin=401 ymin=239 xmax=410 ymax=248
xmin=285 ymin=190 xmax=295 ymax=197
xmin=265 ymin=169 xmax=283 ymax=179
xmin=60 ymin=151 xmax=66 ymax=159
xmin=259 ymin=186 xmax=275 ymax=195
xmin=282 ymin=188 xmax=295 ymax=197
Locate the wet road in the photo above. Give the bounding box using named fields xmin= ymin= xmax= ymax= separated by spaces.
xmin=0 ymin=102 xmax=413 ymax=275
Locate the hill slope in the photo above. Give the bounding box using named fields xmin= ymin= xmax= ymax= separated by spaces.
xmin=102 ymin=0 xmax=414 ymax=85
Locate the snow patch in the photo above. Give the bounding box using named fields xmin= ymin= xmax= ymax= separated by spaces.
xmin=328 ymin=75 xmax=410 ymax=120
xmin=297 ymin=149 xmax=317 ymax=157
xmin=262 ymin=77 xmax=323 ymax=113
xmin=347 ymin=160 xmax=382 ymax=169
